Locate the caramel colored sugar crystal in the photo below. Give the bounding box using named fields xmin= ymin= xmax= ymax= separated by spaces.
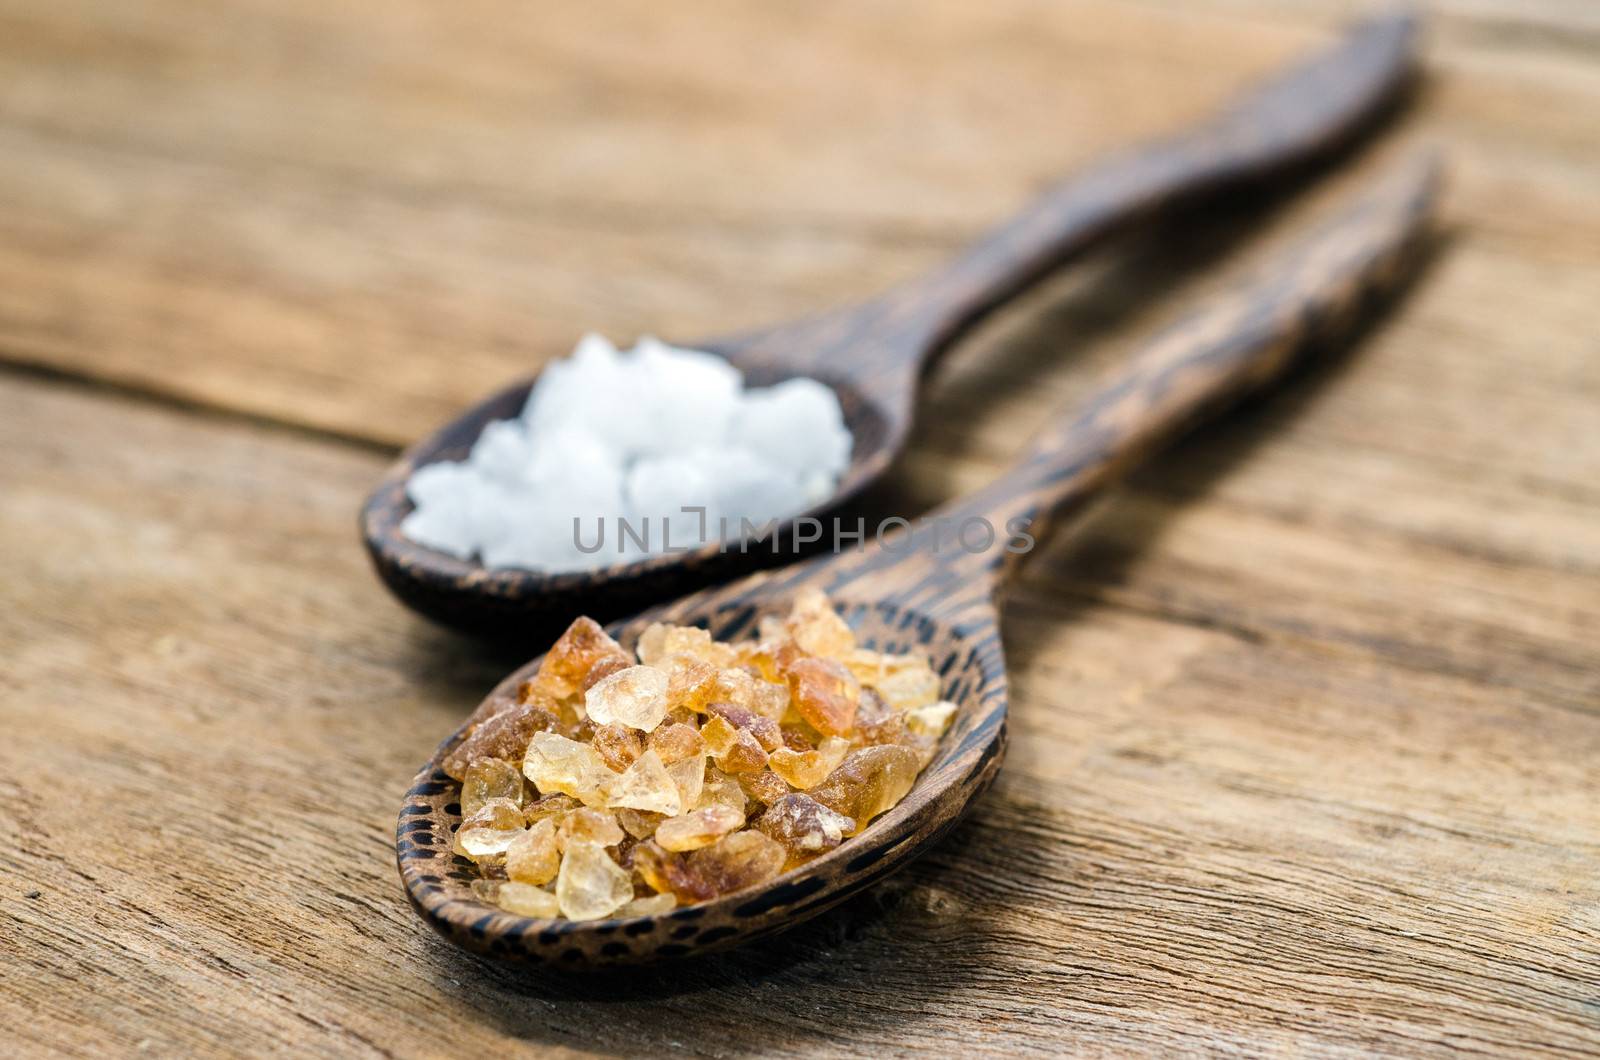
xmin=460 ymin=757 xmax=527 ymax=816
xmin=697 ymin=767 xmax=747 ymax=816
xmin=738 ymin=769 xmax=791 ymax=809
xmin=787 ymin=657 xmax=860 ymax=736
xmin=453 ymin=798 xmax=526 ymax=860
xmin=497 ymin=881 xmax=561 ymax=918
xmin=559 ymin=807 xmax=626 ymax=848
xmin=786 ymin=588 xmax=856 ymax=657
xmin=505 ymin=818 xmax=560 ymax=884
xmin=456 ymin=605 xmax=956 ymax=921
xmin=655 ymin=805 xmax=744 ymax=852
xmin=635 ymin=831 xmax=785 ymax=903
xmin=649 ymin=722 xmax=704 ymax=764
xmin=809 ymin=746 xmax=921 ymax=833
xmin=539 ymin=617 xmax=630 ymax=699
xmin=592 ymin=723 xmax=645 ymax=772
xmin=620 ymin=892 xmax=677 ymax=917
xmin=768 ymin=736 xmax=850 ymax=790
xmin=442 ymin=699 xmax=557 ymax=780
xmin=586 ymin=665 xmax=669 ymax=731
xmin=637 ymin=623 xmax=738 ymax=669
xmin=556 ymin=839 xmax=634 ymax=920
xmin=607 ymin=748 xmax=682 ymax=816
xmin=523 ymin=732 xmax=610 ymax=806
xmin=757 ymin=793 xmax=853 ymax=863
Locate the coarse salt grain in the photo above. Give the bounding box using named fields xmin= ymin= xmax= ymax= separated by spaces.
xmin=400 ymin=334 xmax=851 ymax=571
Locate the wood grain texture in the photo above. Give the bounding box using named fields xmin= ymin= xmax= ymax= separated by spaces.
xmin=358 ymin=14 xmax=1420 ymax=639
xmin=4 ymin=365 xmax=1597 ymax=1054
xmin=2 ymin=0 xmax=1599 ymax=1055
xmin=3 ymin=0 xmax=1582 ymax=447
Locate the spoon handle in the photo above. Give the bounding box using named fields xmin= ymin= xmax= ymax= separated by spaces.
xmin=862 ymin=12 xmax=1419 ymax=374
xmin=830 ymin=151 xmax=1441 ymax=617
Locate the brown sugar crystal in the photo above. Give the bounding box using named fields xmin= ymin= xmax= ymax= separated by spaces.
xmin=441 ymin=595 xmax=956 ymax=921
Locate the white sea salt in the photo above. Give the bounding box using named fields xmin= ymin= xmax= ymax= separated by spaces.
xmin=400 ymin=334 xmax=851 ymax=571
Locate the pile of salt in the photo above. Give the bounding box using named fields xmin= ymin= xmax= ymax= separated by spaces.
xmin=400 ymin=335 xmax=851 ymax=571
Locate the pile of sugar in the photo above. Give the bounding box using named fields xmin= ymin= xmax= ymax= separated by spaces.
xmin=401 ymin=334 xmax=852 ymax=571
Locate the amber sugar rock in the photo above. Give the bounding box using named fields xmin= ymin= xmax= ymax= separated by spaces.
xmin=440 ymin=591 xmax=957 ymax=922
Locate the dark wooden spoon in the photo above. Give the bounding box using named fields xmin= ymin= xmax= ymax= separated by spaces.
xmin=361 ymin=13 xmax=1420 ymax=637
xmin=397 ymin=152 xmax=1441 ymax=966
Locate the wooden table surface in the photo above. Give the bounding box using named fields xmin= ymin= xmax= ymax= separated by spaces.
xmin=4 ymin=1 xmax=1598 ymax=1055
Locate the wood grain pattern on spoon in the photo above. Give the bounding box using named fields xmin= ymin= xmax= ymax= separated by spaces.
xmin=398 ymin=150 xmax=1442 ymax=967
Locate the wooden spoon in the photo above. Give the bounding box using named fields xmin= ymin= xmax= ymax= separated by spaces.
xmin=361 ymin=13 xmax=1419 ymax=637
xmin=397 ymin=152 xmax=1442 ymax=966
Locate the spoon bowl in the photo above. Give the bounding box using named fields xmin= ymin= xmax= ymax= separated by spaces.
xmin=396 ymin=154 xmax=1439 ymax=965
xmin=361 ymin=13 xmax=1419 ymax=637
xmin=361 ymin=364 xmax=898 ymax=638
xmin=398 ymin=583 xmax=1007 ymax=965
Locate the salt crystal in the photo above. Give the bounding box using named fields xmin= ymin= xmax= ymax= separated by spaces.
xmin=399 ymin=502 xmax=477 ymax=560
xmin=800 ymin=469 xmax=835 ymax=506
xmin=400 ymin=333 xmax=851 ymax=572
xmin=624 ymin=454 xmax=716 ymax=547
xmin=729 ymin=377 xmax=850 ymax=480
xmin=405 ymin=460 xmax=477 ymax=510
xmin=524 ymin=427 xmax=623 ymax=507
xmin=469 ymin=419 xmax=535 ymax=485
xmin=400 ymin=468 xmax=512 ymax=560
xmin=633 ymin=336 xmax=743 ymax=452
xmin=697 ymin=448 xmax=811 ymax=529
xmin=478 ymin=494 xmax=571 ymax=571
xmin=522 ymin=333 xmax=626 ymax=437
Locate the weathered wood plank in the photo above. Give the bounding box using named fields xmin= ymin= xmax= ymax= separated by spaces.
xmin=1 ymin=369 xmax=1596 ymax=1054
xmin=3 ymin=0 xmax=1597 ymax=451
xmin=3 ymin=0 xmax=1599 ymax=1054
